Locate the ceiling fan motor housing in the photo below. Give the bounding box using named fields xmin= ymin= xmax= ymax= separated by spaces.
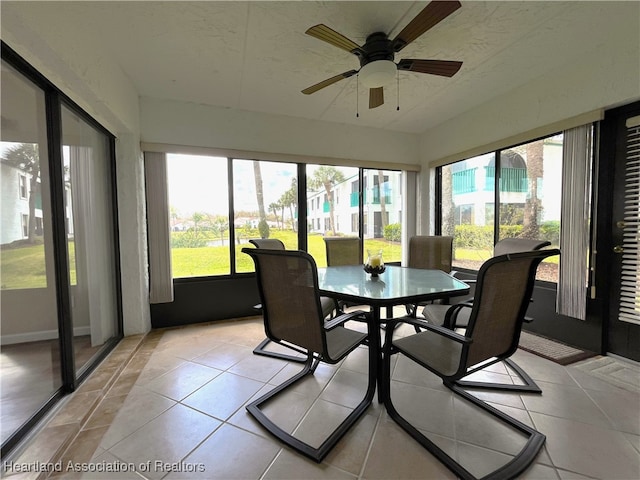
xmin=355 ymin=32 xmax=395 ymax=67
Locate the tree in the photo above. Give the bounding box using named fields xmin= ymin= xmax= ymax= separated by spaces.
xmin=309 ymin=166 xmax=344 ymax=234
xmin=253 ymin=161 xmax=269 ymax=238
xmin=169 ymin=206 xmax=179 ymax=230
xmin=191 ymin=211 xmax=207 ymax=236
xmin=441 ymin=166 xmax=455 ymax=236
xmin=1 ymin=143 xmax=40 ymax=242
xmin=279 ymin=178 xmax=297 ymax=231
xmin=522 ymin=141 xmax=544 ymax=239
xmin=377 ymin=171 xmax=388 ymax=231
xmin=210 ymin=215 xmax=228 ymax=244
xmin=269 ymin=201 xmax=281 ymax=229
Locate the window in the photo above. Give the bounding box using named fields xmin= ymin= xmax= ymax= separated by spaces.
xmin=438 ymin=135 xmax=564 ymax=282
xmin=164 ymin=159 xmax=407 ymax=273
xmin=167 ymin=154 xmax=229 ymax=278
xmin=21 ymin=213 xmax=28 ymax=237
xmin=233 ymin=159 xmax=298 ymax=273
xmin=363 ymin=169 xmax=403 ymax=263
xmin=18 ymin=173 xmax=27 ymax=199
xmin=306 ymin=164 xmax=358 ymax=266
xmin=441 ymin=153 xmax=495 ymax=271
xmin=498 ymin=136 xmax=563 ymax=282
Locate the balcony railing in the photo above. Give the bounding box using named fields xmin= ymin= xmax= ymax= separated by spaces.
xmin=452 ymin=168 xmax=477 ymax=194
xmin=485 ymin=166 xmax=528 ymax=192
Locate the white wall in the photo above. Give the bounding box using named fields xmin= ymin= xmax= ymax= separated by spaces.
xmin=1 ymin=7 xmax=151 ymax=336
xmin=140 ymin=97 xmax=419 ymax=166
xmin=417 ymin=5 xmax=640 ymax=232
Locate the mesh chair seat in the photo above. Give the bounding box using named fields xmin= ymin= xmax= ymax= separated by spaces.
xmin=394 ymin=330 xmax=462 ymax=377
xmin=326 ymin=326 xmax=368 ymax=360
xmin=422 ymin=303 xmax=470 ymax=328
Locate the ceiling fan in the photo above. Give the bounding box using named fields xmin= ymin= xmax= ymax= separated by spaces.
xmin=302 ymin=1 xmax=463 ymax=109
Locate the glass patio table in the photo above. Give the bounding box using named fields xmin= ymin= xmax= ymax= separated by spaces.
xmin=317 ymin=265 xmax=470 ymax=399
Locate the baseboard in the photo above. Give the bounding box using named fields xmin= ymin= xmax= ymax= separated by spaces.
xmin=1 ymin=326 xmax=91 ymax=346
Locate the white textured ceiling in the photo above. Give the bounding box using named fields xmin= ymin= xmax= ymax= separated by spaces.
xmin=2 ymin=1 xmax=626 ymax=134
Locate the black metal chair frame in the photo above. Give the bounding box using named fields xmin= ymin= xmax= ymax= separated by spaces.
xmin=243 ymin=248 xmax=377 ymax=462
xmin=382 ymin=250 xmax=559 ymax=480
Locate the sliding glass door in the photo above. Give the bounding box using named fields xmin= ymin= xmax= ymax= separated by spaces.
xmin=0 ymin=60 xmax=62 ymax=448
xmin=0 ymin=46 xmax=122 ymax=456
xmin=61 ymin=105 xmax=120 ymax=374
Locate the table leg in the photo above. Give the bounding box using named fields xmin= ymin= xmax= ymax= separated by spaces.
xmin=369 ymin=306 xmax=384 ymax=403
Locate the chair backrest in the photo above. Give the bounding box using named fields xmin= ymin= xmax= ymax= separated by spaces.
xmin=493 ymin=238 xmax=551 ymax=257
xmin=249 ymin=238 xmax=285 ymax=250
xmin=324 ymin=237 xmax=361 ymax=266
xmin=243 ymin=248 xmax=327 ymax=355
xmin=462 ymin=249 xmax=560 ymax=369
xmin=408 ymin=236 xmax=453 ymax=272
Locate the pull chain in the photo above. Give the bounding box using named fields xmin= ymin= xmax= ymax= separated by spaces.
xmin=356 ymin=75 xmax=360 ymax=118
xmin=396 ymin=70 xmax=400 ymax=111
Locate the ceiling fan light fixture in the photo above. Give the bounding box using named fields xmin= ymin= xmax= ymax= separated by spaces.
xmin=359 ymin=60 xmax=396 ymax=88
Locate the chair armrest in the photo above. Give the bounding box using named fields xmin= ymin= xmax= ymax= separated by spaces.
xmin=386 ymin=316 xmax=472 ymax=345
xmin=443 ymin=302 xmax=472 ymax=329
xmin=324 ymin=310 xmax=369 ymax=330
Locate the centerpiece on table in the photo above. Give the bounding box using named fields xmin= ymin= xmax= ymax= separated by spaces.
xmin=364 ymin=249 xmax=385 ymax=277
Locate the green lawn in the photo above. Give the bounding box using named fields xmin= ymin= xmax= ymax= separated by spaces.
xmin=0 ymin=241 xmax=76 ymax=289
xmin=1 ymin=233 xmax=556 ymax=287
xmin=172 ymin=230 xmax=402 ymax=278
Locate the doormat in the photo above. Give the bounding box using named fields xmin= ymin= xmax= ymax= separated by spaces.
xmin=518 ymin=331 xmax=597 ymax=366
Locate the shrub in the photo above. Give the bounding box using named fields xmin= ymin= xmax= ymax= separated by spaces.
xmin=384 ymin=223 xmax=401 ymax=242
xmin=171 ymin=230 xmax=208 ymax=248
xmin=539 ymin=221 xmax=560 ymax=246
xmin=454 ymin=225 xmax=493 ymax=249
xmin=258 ymin=219 xmax=270 ymax=239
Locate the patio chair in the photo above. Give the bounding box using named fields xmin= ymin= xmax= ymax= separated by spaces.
xmin=382 ymin=249 xmax=559 ymax=480
xmin=421 ymin=238 xmax=551 ymax=392
xmin=404 ymin=235 xmax=454 ymax=319
xmin=324 ymin=236 xmax=361 ymax=266
xmin=324 ymin=236 xmax=362 ymax=311
xmin=248 ymin=238 xmax=338 ymax=363
xmin=242 ymin=248 xmax=376 ymax=462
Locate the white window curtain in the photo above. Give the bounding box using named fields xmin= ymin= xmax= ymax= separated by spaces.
xmin=144 ymin=152 xmax=174 ymax=303
xmin=556 ymin=124 xmax=593 ymax=320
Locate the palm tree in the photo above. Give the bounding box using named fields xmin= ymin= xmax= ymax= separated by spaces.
xmin=377 ymin=171 xmax=388 ymax=231
xmin=522 ymin=140 xmax=544 ymax=239
xmin=269 ymin=201 xmax=281 ymax=229
xmin=279 ymin=178 xmax=297 ymax=231
xmin=309 ymin=166 xmax=344 ymax=234
xmin=1 ymin=143 xmax=40 ymax=242
xmin=441 ymin=166 xmax=455 ymax=236
xmin=191 ymin=211 xmax=206 ymax=236
xmin=253 ymin=161 xmax=269 ymax=238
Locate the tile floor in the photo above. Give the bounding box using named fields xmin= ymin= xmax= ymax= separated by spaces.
xmin=4 ymin=316 xmax=640 ymax=480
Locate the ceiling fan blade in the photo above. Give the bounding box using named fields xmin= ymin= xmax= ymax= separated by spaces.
xmin=369 ymin=87 xmax=384 ymax=109
xmin=392 ymin=1 xmax=461 ymax=52
xmin=305 ymin=24 xmax=361 ymax=53
xmin=302 ymin=70 xmax=358 ymax=95
xmin=397 ymin=59 xmax=462 ymax=77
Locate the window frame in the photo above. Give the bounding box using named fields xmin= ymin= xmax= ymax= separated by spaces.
xmin=436 ymin=132 xmax=565 ymax=286
xmin=166 ymin=157 xmax=407 ymax=282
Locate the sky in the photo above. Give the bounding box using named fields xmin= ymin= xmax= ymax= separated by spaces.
xmin=167 ymin=154 xmax=297 ymax=218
